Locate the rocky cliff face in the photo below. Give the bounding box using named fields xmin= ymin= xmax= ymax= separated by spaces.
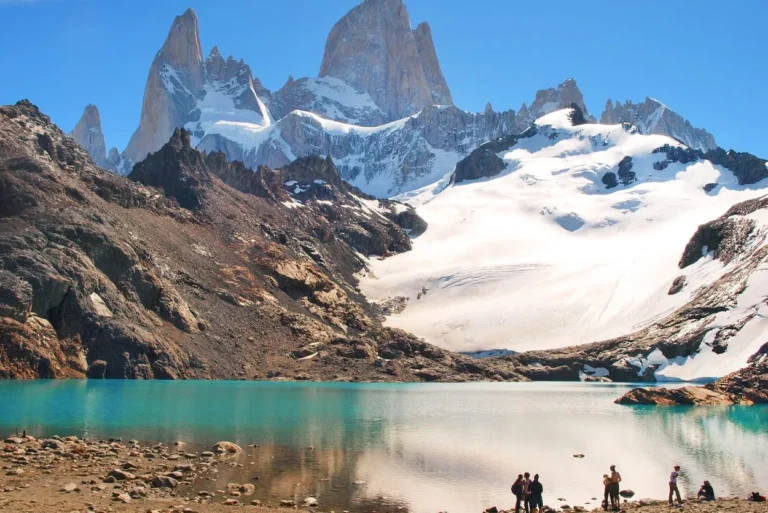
xmin=123 ymin=9 xmax=269 ymax=164
xmin=1 ymin=100 xmax=530 ymax=382
xmin=318 ymin=0 xmax=453 ymax=120
xmin=601 ymin=97 xmax=717 ymax=151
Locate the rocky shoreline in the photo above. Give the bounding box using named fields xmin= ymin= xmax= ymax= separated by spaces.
xmin=3 ymin=434 xmax=767 ymax=513
xmin=0 ymin=434 xmax=313 ymax=512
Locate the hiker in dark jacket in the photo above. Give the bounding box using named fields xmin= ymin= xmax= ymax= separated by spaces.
xmin=512 ymin=474 xmax=525 ymax=513
xmin=528 ymin=474 xmax=544 ymax=513
xmin=697 ymin=481 xmax=715 ymax=501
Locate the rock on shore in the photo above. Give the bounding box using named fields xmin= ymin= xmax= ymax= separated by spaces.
xmin=615 ymin=386 xmax=733 ymax=405
xmin=616 ymin=357 xmax=768 ymax=405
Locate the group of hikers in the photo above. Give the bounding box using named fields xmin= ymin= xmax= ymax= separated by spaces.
xmin=511 ymin=473 xmax=545 ymax=513
xmin=511 ymin=464 xmax=729 ymax=512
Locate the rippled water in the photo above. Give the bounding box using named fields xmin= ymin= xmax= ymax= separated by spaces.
xmin=1 ymin=381 xmax=766 ymax=512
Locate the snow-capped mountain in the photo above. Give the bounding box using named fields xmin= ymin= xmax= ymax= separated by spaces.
xmin=79 ymin=2 xmax=732 ymax=200
xmin=98 ymin=4 xmax=609 ymax=197
xmin=359 ymin=107 xmax=767 ymax=372
xmin=122 ymin=9 xmax=270 ymax=164
xmin=601 ymin=97 xmax=717 ymax=151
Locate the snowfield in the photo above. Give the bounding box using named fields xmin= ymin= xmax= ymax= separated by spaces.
xmin=360 ymin=109 xmax=768 ymax=369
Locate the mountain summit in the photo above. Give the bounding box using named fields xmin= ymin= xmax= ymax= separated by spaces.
xmin=123 ymin=8 xmax=269 ymax=164
xmin=69 ymin=104 xmax=108 ymax=168
xmin=319 ymin=0 xmax=453 ymax=120
xmin=601 ymin=97 xmax=717 ymax=151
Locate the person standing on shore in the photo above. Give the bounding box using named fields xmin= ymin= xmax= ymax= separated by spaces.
xmin=602 ymin=474 xmax=611 ymax=511
xmin=609 ymin=465 xmax=622 ymax=511
xmin=528 ymin=474 xmax=544 ymax=513
xmin=512 ymin=474 xmax=525 ymax=513
xmin=523 ymin=472 xmax=532 ymax=513
xmin=669 ymin=465 xmax=683 ymax=505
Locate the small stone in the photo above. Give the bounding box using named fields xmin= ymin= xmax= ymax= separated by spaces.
xmin=108 ymin=469 xmax=135 ymax=481
xmin=303 ymin=496 xmax=319 ymax=507
xmin=112 ymin=492 xmax=131 ymax=503
xmin=61 ymin=482 xmax=79 ymax=493
xmin=223 ymin=498 xmax=238 ymax=506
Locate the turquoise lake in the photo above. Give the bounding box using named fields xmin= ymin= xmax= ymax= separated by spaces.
xmin=1 ymin=380 xmax=766 ymax=512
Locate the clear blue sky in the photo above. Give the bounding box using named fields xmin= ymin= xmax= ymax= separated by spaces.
xmin=1 ymin=0 xmax=765 ymax=156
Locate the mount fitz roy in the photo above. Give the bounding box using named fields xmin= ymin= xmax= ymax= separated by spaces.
xmin=73 ymin=1 xmax=720 ymax=198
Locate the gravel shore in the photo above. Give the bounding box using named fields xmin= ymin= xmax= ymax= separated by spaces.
xmin=2 ymin=434 xmax=766 ymax=513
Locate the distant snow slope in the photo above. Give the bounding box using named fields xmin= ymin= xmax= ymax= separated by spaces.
xmin=360 ymin=109 xmax=767 ymax=354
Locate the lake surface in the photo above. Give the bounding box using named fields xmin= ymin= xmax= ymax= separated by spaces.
xmin=1 ymin=381 xmax=767 ymax=512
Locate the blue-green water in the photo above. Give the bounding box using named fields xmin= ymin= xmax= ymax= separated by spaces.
xmin=1 ymin=380 xmax=766 ymax=512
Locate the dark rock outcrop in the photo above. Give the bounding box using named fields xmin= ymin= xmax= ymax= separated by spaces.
xmin=129 ymin=128 xmax=212 ymax=211
xmin=678 ymin=198 xmax=766 ymax=268
xmin=452 ymin=128 xmax=537 ymax=184
xmin=453 ymin=148 xmax=505 ymax=183
xmin=568 ymin=103 xmax=588 ymax=126
xmin=668 ymin=276 xmax=686 ymax=295
xmin=602 ymin=172 xmax=618 ymax=189
xmin=617 ymin=156 xmax=636 ymax=185
xmin=653 ymin=144 xmax=768 ymax=186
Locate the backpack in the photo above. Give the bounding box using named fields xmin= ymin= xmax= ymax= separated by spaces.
xmin=512 ymin=481 xmax=521 ymax=495
xmin=750 ymin=492 xmax=766 ymax=502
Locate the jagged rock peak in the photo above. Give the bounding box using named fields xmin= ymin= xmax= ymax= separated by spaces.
xmin=129 ymin=128 xmax=211 ymax=211
xmin=413 ymin=21 xmax=453 ymax=106
xmin=159 ymin=8 xmax=205 ymax=92
xmin=69 ymin=104 xmax=108 ymax=168
xmin=319 ymin=0 xmax=453 ymax=120
xmin=124 ymin=8 xmax=268 ymax=165
xmin=518 ymin=78 xmax=594 ymax=125
xmin=281 ymin=154 xmax=344 ymax=188
xmin=168 ymin=126 xmax=193 ymax=149
xmin=600 ymin=96 xmax=717 ymax=151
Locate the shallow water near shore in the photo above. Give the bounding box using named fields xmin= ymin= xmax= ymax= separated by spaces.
xmin=1 ymin=380 xmax=767 ymax=512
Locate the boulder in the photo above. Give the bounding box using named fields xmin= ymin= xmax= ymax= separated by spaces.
xmin=151 ymin=475 xmax=179 ymax=488
xmin=108 ymin=469 xmax=135 ymax=481
xmin=212 ymin=441 xmax=242 ymax=457
xmin=615 ymin=386 xmax=732 ymax=405
xmin=667 ymin=276 xmax=686 ymax=295
xmin=602 ymin=172 xmax=618 ymax=189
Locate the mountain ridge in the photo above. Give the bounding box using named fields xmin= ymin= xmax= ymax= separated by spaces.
xmin=71 ymin=3 xmax=740 ymax=201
